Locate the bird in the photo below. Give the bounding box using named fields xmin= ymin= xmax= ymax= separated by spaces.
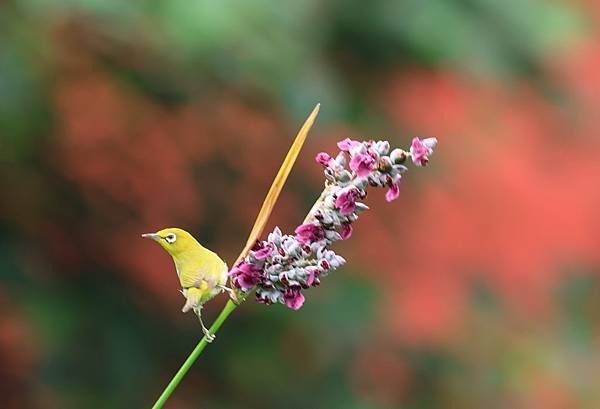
xmin=141 ymin=228 xmax=233 ymax=342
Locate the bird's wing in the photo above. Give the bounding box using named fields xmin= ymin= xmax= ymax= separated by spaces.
xmin=180 ymin=257 xmax=227 ymax=289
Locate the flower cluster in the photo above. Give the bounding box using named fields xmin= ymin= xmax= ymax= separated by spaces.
xmin=229 ymin=137 xmax=437 ymax=309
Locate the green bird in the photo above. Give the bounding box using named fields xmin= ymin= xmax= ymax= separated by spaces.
xmin=142 ymin=228 xmax=233 ymax=341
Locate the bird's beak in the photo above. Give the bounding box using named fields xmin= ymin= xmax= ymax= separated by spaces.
xmin=141 ymin=233 xmax=161 ymax=242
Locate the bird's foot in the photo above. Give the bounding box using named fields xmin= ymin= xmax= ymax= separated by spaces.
xmin=218 ymin=285 xmax=241 ymax=304
xmin=202 ymin=327 xmax=216 ymax=343
xmin=195 ymin=306 xmax=215 ymax=342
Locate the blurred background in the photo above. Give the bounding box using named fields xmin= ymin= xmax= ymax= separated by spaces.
xmin=1 ymin=0 xmax=600 ymax=408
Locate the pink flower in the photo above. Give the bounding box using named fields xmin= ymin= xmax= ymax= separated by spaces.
xmin=283 ymin=287 xmax=305 ymax=310
xmin=385 ymin=182 xmax=400 ymax=202
xmin=335 ymin=188 xmax=360 ymax=215
xmin=233 ymin=136 xmax=435 ymax=311
xmin=340 ymin=222 xmax=353 ymax=240
xmin=229 ymin=262 xmax=263 ymax=289
xmin=251 ymin=240 xmax=271 ymax=259
xmin=349 ymin=153 xmax=375 ymax=177
xmin=315 ymin=152 xmax=332 ymax=167
xmin=294 ymin=223 xmax=325 ymax=244
xmin=337 ymin=138 xmax=362 ymax=152
xmin=306 ymin=268 xmax=318 ymax=286
xmin=253 ymin=243 xmax=274 ymax=260
xmin=410 ymin=137 xmax=437 ymax=166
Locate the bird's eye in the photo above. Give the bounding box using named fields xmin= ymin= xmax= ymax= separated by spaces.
xmin=165 ymin=233 xmax=177 ymax=244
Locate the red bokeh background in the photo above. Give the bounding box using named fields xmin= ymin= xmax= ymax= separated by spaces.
xmin=1 ymin=1 xmax=599 ymax=408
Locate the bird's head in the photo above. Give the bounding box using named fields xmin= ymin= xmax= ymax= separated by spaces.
xmin=141 ymin=227 xmax=200 ymax=257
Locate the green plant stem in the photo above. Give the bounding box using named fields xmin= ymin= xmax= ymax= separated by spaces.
xmin=151 ymin=299 xmax=239 ymax=409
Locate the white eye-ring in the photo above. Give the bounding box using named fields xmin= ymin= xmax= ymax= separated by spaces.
xmin=165 ymin=233 xmax=177 ymax=244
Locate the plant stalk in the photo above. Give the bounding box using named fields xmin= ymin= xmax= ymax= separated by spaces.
xmin=151 ymin=300 xmax=238 ymax=409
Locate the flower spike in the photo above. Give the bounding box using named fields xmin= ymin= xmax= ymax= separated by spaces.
xmin=229 ymin=137 xmax=437 ymax=309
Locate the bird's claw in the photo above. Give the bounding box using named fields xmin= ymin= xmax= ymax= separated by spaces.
xmin=218 ymin=285 xmax=241 ymax=304
xmin=227 ymin=290 xmax=241 ymax=304
xmin=202 ymin=328 xmax=216 ymax=343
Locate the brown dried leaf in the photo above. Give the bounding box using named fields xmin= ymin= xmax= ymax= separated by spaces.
xmin=233 ymin=104 xmax=320 ymax=266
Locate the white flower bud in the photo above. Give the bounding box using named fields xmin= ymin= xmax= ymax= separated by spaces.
xmin=378 ymin=156 xmax=393 ymax=172
xmin=335 ymin=152 xmax=347 ymax=167
xmin=354 ymin=177 xmax=368 ymax=190
xmin=337 ymin=170 xmax=352 ymax=183
xmin=355 ymin=202 xmax=370 ymax=213
xmin=375 ymin=140 xmax=390 ymax=155
xmin=390 ymin=148 xmax=407 ymax=164
xmin=268 ymin=227 xmax=283 ymax=245
xmin=325 ymin=230 xmax=342 ymax=241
